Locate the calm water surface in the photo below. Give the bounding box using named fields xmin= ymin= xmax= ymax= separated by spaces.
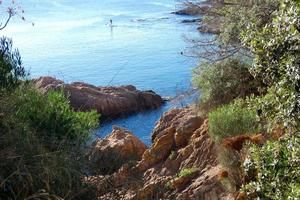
xmin=1 ymin=0 xmax=207 ymax=145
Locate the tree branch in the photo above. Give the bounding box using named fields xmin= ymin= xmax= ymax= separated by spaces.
xmin=0 ymin=13 xmax=12 ymax=31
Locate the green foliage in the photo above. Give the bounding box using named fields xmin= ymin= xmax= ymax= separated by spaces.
xmin=12 ymin=86 xmax=99 ymax=146
xmin=242 ymin=134 xmax=300 ymax=199
xmin=218 ymin=0 xmax=279 ymax=46
xmin=247 ymin=86 xmax=298 ymax=133
xmin=165 ymin=181 xmax=173 ymax=190
xmin=0 ymin=37 xmax=27 ymax=92
xmin=242 ymin=0 xmax=300 ymax=130
xmin=192 ymin=0 xmax=299 ymax=199
xmin=0 ymin=85 xmax=99 ymax=199
xmin=177 ymin=167 xmax=198 ymax=178
xmin=208 ymin=100 xmax=260 ymax=143
xmin=193 ymin=58 xmax=261 ymax=113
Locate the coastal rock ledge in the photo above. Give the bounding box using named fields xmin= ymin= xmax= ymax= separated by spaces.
xmin=33 ymin=76 xmax=164 ymax=118
xmin=86 ymin=106 xmax=234 ymax=200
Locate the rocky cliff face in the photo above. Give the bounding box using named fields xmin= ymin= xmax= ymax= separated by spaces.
xmin=87 ymin=106 xmax=234 ymax=200
xmin=33 ymin=76 xmax=164 ymax=118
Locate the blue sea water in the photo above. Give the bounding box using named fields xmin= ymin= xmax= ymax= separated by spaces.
xmin=1 ymin=0 xmax=206 ymax=145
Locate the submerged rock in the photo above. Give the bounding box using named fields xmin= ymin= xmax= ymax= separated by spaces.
xmin=34 ymin=76 xmax=164 ymax=118
xmin=181 ymin=18 xmax=202 ymax=23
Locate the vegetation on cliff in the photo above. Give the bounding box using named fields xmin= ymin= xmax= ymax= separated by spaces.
xmin=192 ymin=0 xmax=300 ymax=199
xmin=0 ymin=37 xmax=99 ymax=199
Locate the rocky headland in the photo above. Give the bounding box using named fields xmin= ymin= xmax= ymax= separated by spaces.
xmin=33 ymin=76 xmax=164 ymax=119
xmin=173 ymin=0 xmax=221 ymax=34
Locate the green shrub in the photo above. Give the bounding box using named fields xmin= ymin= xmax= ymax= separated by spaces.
xmin=246 ymin=86 xmax=299 ymax=133
xmin=165 ymin=181 xmax=173 ymax=190
xmin=241 ymin=0 xmax=300 ymax=131
xmin=208 ymin=100 xmax=260 ymax=143
xmin=12 ymin=86 xmax=99 ymax=146
xmin=193 ymin=58 xmax=261 ymax=113
xmin=241 ymin=133 xmax=300 ymax=199
xmin=0 ymin=85 xmax=99 ymax=199
xmin=177 ymin=167 xmax=199 ymax=178
xmin=0 ymin=37 xmax=27 ymax=92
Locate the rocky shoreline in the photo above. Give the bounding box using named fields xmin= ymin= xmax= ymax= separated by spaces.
xmin=32 ymin=77 xmax=232 ymax=199
xmin=34 ymin=76 xmax=165 ymax=119
xmin=173 ymin=0 xmax=221 ymax=34
xmin=87 ymin=106 xmax=234 ymax=199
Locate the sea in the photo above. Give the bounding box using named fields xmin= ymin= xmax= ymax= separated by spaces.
xmin=1 ymin=0 xmax=208 ymax=145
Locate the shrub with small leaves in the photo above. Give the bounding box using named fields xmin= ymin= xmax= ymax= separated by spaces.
xmin=177 ymin=167 xmax=199 ymax=178
xmin=242 ymin=0 xmax=300 ymax=131
xmin=208 ymin=99 xmax=260 ymax=143
xmin=193 ymin=58 xmax=261 ymax=113
xmin=241 ymin=133 xmax=300 ymax=199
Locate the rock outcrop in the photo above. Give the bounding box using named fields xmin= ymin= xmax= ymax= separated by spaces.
xmin=89 ymin=126 xmax=147 ymax=163
xmin=87 ymin=106 xmax=234 ymax=200
xmin=87 ymin=126 xmax=147 ymax=176
xmin=33 ymin=76 xmax=164 ymax=118
xmin=172 ymin=5 xmax=211 ymax=16
xmin=173 ymin=1 xmax=221 ymax=35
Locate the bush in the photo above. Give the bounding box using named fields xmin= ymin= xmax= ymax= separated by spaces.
xmin=0 ymin=37 xmax=27 ymax=92
xmin=12 ymin=86 xmax=99 ymax=146
xmin=241 ymin=134 xmax=300 ymax=199
xmin=0 ymin=85 xmax=99 ymax=199
xmin=242 ymin=0 xmax=300 ymax=131
xmin=208 ymin=100 xmax=260 ymax=143
xmin=247 ymin=87 xmax=299 ymax=133
xmin=193 ymin=58 xmax=261 ymax=113
xmin=177 ymin=167 xmax=199 ymax=178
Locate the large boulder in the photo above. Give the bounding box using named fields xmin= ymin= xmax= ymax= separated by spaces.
xmin=89 ymin=126 xmax=147 ymax=160
xmin=33 ymin=76 xmax=164 ymax=118
xmin=88 ymin=126 xmax=147 ymax=175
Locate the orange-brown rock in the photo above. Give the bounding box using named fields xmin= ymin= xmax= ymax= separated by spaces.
xmin=89 ymin=126 xmax=147 ymax=163
xmin=135 ymin=107 xmax=232 ymax=199
xmin=89 ymin=107 xmax=235 ymax=200
xmin=137 ymin=107 xmax=203 ymax=172
xmin=222 ymin=134 xmax=265 ymax=151
xmin=33 ymin=76 xmax=164 ymax=118
xmin=236 ymin=192 xmax=248 ymax=200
